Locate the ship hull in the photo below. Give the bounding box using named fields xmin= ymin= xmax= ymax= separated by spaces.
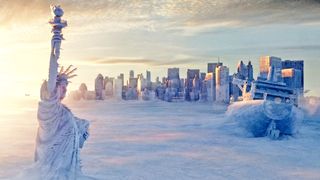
xmin=227 ymin=100 xmax=297 ymax=137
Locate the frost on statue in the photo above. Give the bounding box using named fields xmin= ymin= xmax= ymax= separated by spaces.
xmin=28 ymin=5 xmax=91 ymax=179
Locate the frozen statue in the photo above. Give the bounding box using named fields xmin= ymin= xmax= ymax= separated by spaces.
xmin=33 ymin=5 xmax=90 ymax=179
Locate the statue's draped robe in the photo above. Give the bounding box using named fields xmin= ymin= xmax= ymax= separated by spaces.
xmin=34 ymin=81 xmax=89 ymax=180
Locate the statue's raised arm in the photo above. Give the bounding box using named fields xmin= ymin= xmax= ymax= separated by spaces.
xmin=47 ymin=5 xmax=67 ymax=94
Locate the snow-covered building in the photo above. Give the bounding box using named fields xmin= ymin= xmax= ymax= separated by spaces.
xmin=207 ymin=63 xmax=222 ymax=101
xmin=104 ymin=77 xmax=114 ymax=97
xmin=259 ymin=56 xmax=282 ymax=82
xmin=185 ymin=69 xmax=200 ymax=101
xmin=128 ymin=77 xmax=138 ymax=88
xmin=125 ymin=87 xmax=138 ymax=100
xmin=137 ymin=74 xmax=147 ymax=95
xmin=78 ymin=83 xmax=88 ymax=100
xmin=167 ymin=68 xmax=181 ymax=99
xmin=205 ymin=73 xmax=214 ymax=102
xmin=167 ymin=68 xmax=180 ymax=87
xmin=247 ymin=61 xmax=254 ymax=82
xmin=129 ymin=70 xmax=134 ymax=79
xmin=282 ymin=68 xmax=302 ymax=90
xmin=208 ymin=62 xmax=223 ymax=73
xmin=146 ymin=70 xmax=151 ymax=90
xmin=215 ymin=65 xmax=230 ymax=104
xmin=113 ymin=77 xmax=123 ymax=100
xmin=282 ymin=60 xmax=304 ymax=94
xmin=95 ymin=74 xmax=104 ymax=100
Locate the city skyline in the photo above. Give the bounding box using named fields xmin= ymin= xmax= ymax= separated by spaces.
xmin=0 ymin=0 xmax=319 ymax=98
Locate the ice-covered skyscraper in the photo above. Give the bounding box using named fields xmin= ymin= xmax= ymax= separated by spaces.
xmin=146 ymin=70 xmax=151 ymax=90
xmin=259 ymin=56 xmax=282 ymax=82
xmin=129 ymin=70 xmax=134 ymax=79
xmin=104 ymin=77 xmax=114 ymax=97
xmin=185 ymin=69 xmax=200 ymax=101
xmin=118 ymin=73 xmax=124 ymax=86
xmin=247 ymin=61 xmax=254 ymax=82
xmin=237 ymin=61 xmax=248 ymax=79
xmin=281 ymin=60 xmax=304 ymax=95
xmin=216 ymin=66 xmax=230 ymax=103
xmin=205 ymin=73 xmax=214 ymax=102
xmin=167 ymin=68 xmax=180 ymax=89
xmin=113 ymin=76 xmax=123 ymax=100
xmin=207 ymin=62 xmax=222 ymax=101
xmin=95 ymin=74 xmax=104 ymax=100
xmin=208 ymin=62 xmax=223 ymax=73
xmin=137 ymin=73 xmax=147 ymax=95
xmin=282 ymin=60 xmax=304 ymax=90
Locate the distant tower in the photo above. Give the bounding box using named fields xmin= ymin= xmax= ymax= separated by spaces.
xmin=215 ymin=66 xmax=230 ymax=104
xmin=95 ymin=74 xmax=104 ymax=100
xmin=130 ymin=70 xmax=134 ymax=79
xmin=146 ymin=70 xmax=151 ymax=82
xmin=118 ymin=73 xmax=124 ymax=86
xmin=146 ymin=70 xmax=151 ymax=90
xmin=259 ymin=56 xmax=282 ymax=81
xmin=156 ymin=76 xmax=160 ymax=84
xmin=185 ymin=69 xmax=200 ymax=101
xmin=282 ymin=60 xmax=304 ymax=92
xmin=167 ymin=68 xmax=180 ymax=91
xmin=247 ymin=61 xmax=254 ymax=82
xmin=207 ymin=62 xmax=222 ymax=101
xmin=104 ymin=77 xmax=114 ymax=97
xmin=237 ymin=60 xmax=248 ymax=79
xmin=137 ymin=74 xmax=143 ymax=94
xmin=208 ymin=62 xmax=223 ymax=73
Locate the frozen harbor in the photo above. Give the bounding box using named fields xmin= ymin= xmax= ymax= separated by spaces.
xmin=0 ymin=97 xmax=319 ymax=180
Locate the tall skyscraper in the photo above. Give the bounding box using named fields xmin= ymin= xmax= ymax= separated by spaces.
xmin=207 ymin=63 xmax=222 ymax=101
xmin=137 ymin=74 xmax=145 ymax=94
xmin=129 ymin=70 xmax=134 ymax=79
xmin=237 ymin=60 xmax=248 ymax=79
xmin=208 ymin=62 xmax=223 ymax=73
xmin=247 ymin=61 xmax=254 ymax=82
xmin=146 ymin=70 xmax=151 ymax=82
xmin=118 ymin=73 xmax=124 ymax=86
xmin=185 ymin=69 xmax=200 ymax=101
xmin=215 ymin=66 xmax=230 ymax=103
xmin=259 ymin=56 xmax=282 ymax=82
xmin=282 ymin=60 xmax=304 ymax=91
xmin=167 ymin=68 xmax=180 ymax=90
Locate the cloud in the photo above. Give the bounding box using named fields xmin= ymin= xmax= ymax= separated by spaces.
xmin=86 ymin=56 xmax=205 ymax=66
xmin=92 ymin=57 xmax=157 ymax=65
xmin=279 ymin=45 xmax=320 ymax=51
xmin=2 ymin=0 xmax=320 ymax=33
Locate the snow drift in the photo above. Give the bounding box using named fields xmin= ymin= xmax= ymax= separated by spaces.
xmin=300 ymin=96 xmax=320 ymax=121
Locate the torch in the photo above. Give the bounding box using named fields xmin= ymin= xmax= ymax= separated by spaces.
xmin=49 ymin=5 xmax=67 ymax=59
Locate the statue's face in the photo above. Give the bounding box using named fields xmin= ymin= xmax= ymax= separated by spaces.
xmin=57 ymin=84 xmax=67 ymax=100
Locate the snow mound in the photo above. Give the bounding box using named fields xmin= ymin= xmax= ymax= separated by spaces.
xmin=226 ymin=100 xmax=303 ymax=137
xmin=300 ymin=96 xmax=320 ymax=121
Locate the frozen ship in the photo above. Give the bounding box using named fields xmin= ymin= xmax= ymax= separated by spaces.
xmin=232 ymin=66 xmax=298 ymax=139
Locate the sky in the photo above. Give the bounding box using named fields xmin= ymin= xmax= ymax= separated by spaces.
xmin=0 ymin=0 xmax=320 ymax=99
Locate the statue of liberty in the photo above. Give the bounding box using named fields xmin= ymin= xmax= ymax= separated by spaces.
xmin=32 ymin=5 xmax=90 ymax=179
